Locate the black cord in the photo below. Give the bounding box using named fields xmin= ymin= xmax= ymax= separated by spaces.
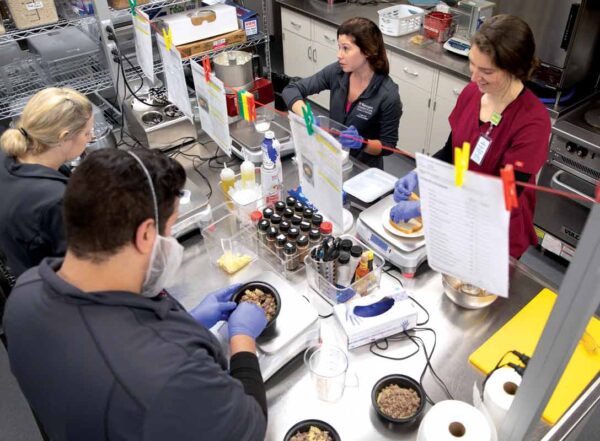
xmin=384 ymin=267 xmax=430 ymax=326
xmin=369 ymin=334 xmax=420 ymax=361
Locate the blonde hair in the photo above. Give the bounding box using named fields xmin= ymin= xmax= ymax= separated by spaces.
xmin=1 ymin=88 xmax=92 ymax=158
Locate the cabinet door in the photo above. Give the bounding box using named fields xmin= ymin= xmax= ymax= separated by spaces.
xmin=308 ymin=42 xmax=336 ymax=110
xmin=393 ymin=75 xmax=430 ymax=155
xmin=428 ymin=96 xmax=455 ymax=155
xmin=282 ymin=29 xmax=313 ymax=79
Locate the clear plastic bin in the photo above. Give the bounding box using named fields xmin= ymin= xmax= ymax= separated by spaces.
xmin=254 ymin=229 xmax=308 ymax=278
xmin=201 ymin=203 xmax=258 ymax=274
xmin=304 ymin=234 xmax=385 ymax=304
xmin=313 ymin=115 xmax=353 ymax=178
xmin=219 ymin=167 xmax=264 ymax=219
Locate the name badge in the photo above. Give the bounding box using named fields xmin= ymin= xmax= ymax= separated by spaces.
xmin=471 ymin=135 xmax=491 ymax=165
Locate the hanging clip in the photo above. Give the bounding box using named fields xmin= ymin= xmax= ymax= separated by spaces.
xmin=454 ymin=142 xmax=470 ymax=187
xmin=595 ymin=181 xmax=600 ymax=203
xmin=237 ymin=90 xmax=245 ymax=120
xmin=302 ymin=102 xmax=315 ymax=135
xmin=500 ymin=164 xmax=519 ymax=211
xmin=202 ymin=56 xmax=211 ymax=82
xmin=128 ymin=0 xmax=137 ymax=16
xmin=246 ymin=92 xmax=256 ymax=122
xmin=162 ymin=28 xmax=173 ymax=51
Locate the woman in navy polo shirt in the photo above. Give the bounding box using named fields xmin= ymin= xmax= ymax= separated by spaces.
xmin=0 ymin=88 xmax=93 ymax=276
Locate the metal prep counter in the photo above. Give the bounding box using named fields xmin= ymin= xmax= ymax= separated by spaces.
xmin=170 ymin=143 xmax=597 ymax=440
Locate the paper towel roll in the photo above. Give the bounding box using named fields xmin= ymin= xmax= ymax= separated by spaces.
xmin=417 ymin=400 xmax=492 ymax=441
xmin=483 ymin=367 xmax=522 ymax=430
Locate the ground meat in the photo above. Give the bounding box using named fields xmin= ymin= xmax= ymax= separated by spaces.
xmin=240 ymin=288 xmax=277 ymax=322
xmin=289 ymin=426 xmax=333 ymax=441
xmin=377 ymin=384 xmax=421 ymax=419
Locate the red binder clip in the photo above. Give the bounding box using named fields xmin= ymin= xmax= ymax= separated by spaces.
xmin=500 ymin=164 xmax=519 ymax=211
xmin=595 ymin=181 xmax=600 ymax=203
xmin=246 ymin=94 xmax=256 ymax=122
xmin=202 ymin=56 xmax=211 ymax=82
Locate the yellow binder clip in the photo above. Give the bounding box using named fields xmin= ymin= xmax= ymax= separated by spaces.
xmin=454 ymin=142 xmax=470 ymax=187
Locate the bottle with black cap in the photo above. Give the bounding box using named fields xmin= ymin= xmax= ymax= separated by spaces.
xmin=340 ymin=239 xmax=353 ymax=254
xmin=287 ymin=227 xmax=300 ymax=244
xmin=270 ymin=213 xmax=282 ymax=226
xmin=257 ymin=219 xmax=270 ymax=245
xmin=297 ymin=234 xmax=309 ymax=262
xmin=266 ymin=226 xmax=278 ymax=252
xmin=274 ymin=201 xmax=286 ymax=214
xmin=286 ymin=196 xmax=296 ymax=207
xmin=335 ymin=252 xmax=353 ymax=288
xmin=299 ymin=220 xmax=312 ymax=233
xmin=291 ymin=214 xmax=303 ymax=226
xmin=294 ymin=201 xmax=305 ymax=214
xmin=283 ymin=207 xmax=294 ymax=220
xmin=262 ymin=207 xmax=274 ymax=220
xmin=349 ymin=245 xmax=363 ymax=274
xmin=279 ymin=220 xmax=291 ymax=234
xmin=311 ymin=213 xmax=323 ymax=228
xmin=275 ymin=233 xmax=287 ymax=259
xmin=302 ymin=208 xmax=314 ymax=220
xmin=284 ymin=242 xmax=299 ymax=271
xmin=309 ymin=228 xmax=321 ymax=247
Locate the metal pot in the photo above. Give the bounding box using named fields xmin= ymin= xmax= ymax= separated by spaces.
xmin=212 ymin=50 xmax=256 ymax=89
xmin=86 ymin=126 xmax=117 ymax=151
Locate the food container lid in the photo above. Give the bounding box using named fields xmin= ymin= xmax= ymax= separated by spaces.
xmin=320 ymin=221 xmax=333 ymax=235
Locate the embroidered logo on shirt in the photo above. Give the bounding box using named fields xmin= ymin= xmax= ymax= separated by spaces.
xmin=355 ymin=102 xmax=374 ymax=120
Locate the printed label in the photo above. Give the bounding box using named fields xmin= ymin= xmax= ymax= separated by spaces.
xmin=25 ymin=1 xmax=44 ymax=10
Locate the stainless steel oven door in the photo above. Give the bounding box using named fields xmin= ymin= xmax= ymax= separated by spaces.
xmin=534 ymin=163 xmax=595 ymax=250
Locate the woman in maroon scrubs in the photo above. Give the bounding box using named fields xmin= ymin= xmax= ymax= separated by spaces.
xmin=391 ymin=15 xmax=551 ymax=259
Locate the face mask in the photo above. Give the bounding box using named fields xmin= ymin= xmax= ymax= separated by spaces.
xmin=140 ymin=234 xmax=184 ymax=298
xmin=127 ymin=151 xmax=182 ymax=298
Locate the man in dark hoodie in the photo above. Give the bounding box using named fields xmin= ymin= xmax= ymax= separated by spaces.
xmin=4 ymin=149 xmax=268 ymax=440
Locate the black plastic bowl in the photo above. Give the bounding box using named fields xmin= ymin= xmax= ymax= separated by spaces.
xmin=371 ymin=374 xmax=425 ymax=425
xmin=283 ymin=419 xmax=341 ymax=441
xmin=232 ymin=281 xmax=281 ymax=338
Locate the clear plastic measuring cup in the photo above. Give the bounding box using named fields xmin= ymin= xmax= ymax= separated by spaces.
xmin=304 ymin=344 xmax=358 ymax=402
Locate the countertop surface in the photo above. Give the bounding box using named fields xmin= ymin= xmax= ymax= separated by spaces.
xmin=277 ymin=0 xmax=472 ymax=80
xmin=165 ymin=139 xmax=593 ymax=440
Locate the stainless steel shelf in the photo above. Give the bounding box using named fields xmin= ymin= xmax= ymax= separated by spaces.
xmin=0 ymin=15 xmax=95 ymax=44
xmin=186 ymin=33 xmax=270 ymax=62
xmin=109 ymin=0 xmax=193 ymax=21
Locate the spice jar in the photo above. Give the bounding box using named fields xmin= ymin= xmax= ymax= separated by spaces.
xmin=262 ymin=207 xmax=274 ymax=220
xmin=283 ymin=207 xmax=294 ymax=219
xmin=274 ymin=201 xmax=286 ymax=214
xmin=302 ymin=208 xmax=314 ymax=220
xmin=270 ymin=213 xmax=282 ymax=226
xmin=266 ymin=227 xmax=278 ymax=252
xmin=250 ymin=210 xmax=263 ymax=227
xmin=279 ymin=220 xmax=291 ymax=234
xmin=299 ymin=220 xmax=311 ymax=233
xmin=309 ymin=228 xmax=321 ymax=247
xmin=311 ymin=213 xmax=323 ymax=228
xmin=335 ymin=252 xmax=353 ymax=288
xmin=291 ymin=214 xmax=302 ymax=226
xmin=287 ymin=227 xmax=300 ymax=243
xmin=297 ymin=234 xmax=309 ymax=263
xmin=284 ymin=242 xmax=299 ymax=271
xmin=257 ymin=219 xmax=270 ymax=245
xmin=294 ymin=201 xmax=304 ymax=214
xmin=286 ymin=196 xmax=296 ymax=207
xmin=275 ymin=234 xmax=287 ymax=259
xmin=340 ymin=239 xmax=353 ymax=254
xmin=320 ymin=221 xmax=333 ymax=240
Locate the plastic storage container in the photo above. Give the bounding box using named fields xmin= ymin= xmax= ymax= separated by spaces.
xmin=202 ymin=203 xmax=258 ymax=275
xmin=313 ymin=115 xmax=353 ymax=178
xmin=219 ymin=167 xmax=263 ymax=218
xmin=423 ymin=11 xmax=454 ymax=43
xmin=304 ymin=234 xmax=385 ymax=304
xmin=378 ymin=5 xmax=425 ymax=37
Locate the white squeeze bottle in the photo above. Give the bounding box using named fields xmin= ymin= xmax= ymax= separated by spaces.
xmin=240 ymin=154 xmax=256 ymax=190
xmin=261 ymin=131 xmax=282 ymax=207
xmin=220 ymin=162 xmax=235 ymax=195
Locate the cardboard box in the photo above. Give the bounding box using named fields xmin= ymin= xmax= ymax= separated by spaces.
xmin=177 ymin=29 xmax=247 ymax=59
xmin=162 ymin=4 xmax=238 ymax=46
xmin=236 ymin=6 xmax=259 ymax=37
xmin=7 ymin=0 xmax=58 ymax=30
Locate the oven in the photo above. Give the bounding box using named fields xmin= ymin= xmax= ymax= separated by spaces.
xmin=534 ymin=95 xmax=600 ymax=261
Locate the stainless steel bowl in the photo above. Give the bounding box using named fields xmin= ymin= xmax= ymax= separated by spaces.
xmin=442 ymin=274 xmax=498 ymax=309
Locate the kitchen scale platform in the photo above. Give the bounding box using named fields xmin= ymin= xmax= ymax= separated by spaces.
xmin=229 ymin=107 xmax=295 ymax=164
xmin=216 ymin=271 xmax=320 ymax=380
xmin=355 ymin=195 xmax=427 ymax=277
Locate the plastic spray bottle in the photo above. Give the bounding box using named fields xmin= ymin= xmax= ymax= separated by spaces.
xmin=261 ymin=130 xmax=282 ymax=207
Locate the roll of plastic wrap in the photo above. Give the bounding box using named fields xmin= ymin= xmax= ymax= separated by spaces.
xmin=417 ymin=400 xmax=492 ymax=441
xmin=483 ymin=367 xmax=522 ymax=430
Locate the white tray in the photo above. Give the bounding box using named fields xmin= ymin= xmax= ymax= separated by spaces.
xmin=343 ymin=168 xmax=397 ymax=203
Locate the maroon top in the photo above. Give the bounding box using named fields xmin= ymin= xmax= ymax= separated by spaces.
xmin=449 ymin=82 xmax=551 ymax=258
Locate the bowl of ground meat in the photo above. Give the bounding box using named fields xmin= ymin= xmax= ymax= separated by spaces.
xmin=232 ymin=281 xmax=281 ymax=337
xmin=371 ymin=374 xmax=425 ymax=425
xmin=283 ymin=419 xmax=341 ymax=441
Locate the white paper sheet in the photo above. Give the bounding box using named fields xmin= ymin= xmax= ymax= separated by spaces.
xmin=289 ymin=112 xmax=344 ymax=230
xmin=190 ymin=60 xmax=232 ymax=156
xmin=156 ymin=34 xmax=193 ymax=120
xmin=416 ymin=153 xmax=509 ymax=297
xmin=132 ymin=10 xmax=154 ymax=83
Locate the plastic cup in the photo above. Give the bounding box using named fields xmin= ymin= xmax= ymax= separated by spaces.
xmin=304 ymin=344 xmax=358 ymax=402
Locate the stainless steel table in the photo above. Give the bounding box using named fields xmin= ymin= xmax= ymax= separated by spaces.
xmin=170 ymin=143 xmax=592 ymax=441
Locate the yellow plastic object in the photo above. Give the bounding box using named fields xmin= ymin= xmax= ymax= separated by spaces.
xmin=469 ymin=288 xmax=600 ymax=425
xmin=217 ymin=251 xmax=252 ymax=274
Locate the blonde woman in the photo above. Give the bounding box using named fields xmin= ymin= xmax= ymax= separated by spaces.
xmin=0 ymin=88 xmax=93 ymax=277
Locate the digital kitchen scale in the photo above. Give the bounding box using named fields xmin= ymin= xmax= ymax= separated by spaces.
xmin=355 ymin=195 xmax=427 ymax=278
xmin=229 ymin=107 xmax=295 ymax=164
xmin=215 ymin=271 xmax=320 ymax=380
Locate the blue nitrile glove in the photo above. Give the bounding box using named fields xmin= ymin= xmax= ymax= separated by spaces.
xmin=393 ymin=171 xmax=419 ymax=202
xmin=390 ymin=201 xmax=421 ymax=223
xmin=228 ymin=302 xmax=268 ymax=339
xmin=339 ymin=125 xmax=364 ymax=150
xmin=190 ymin=283 xmax=241 ymax=328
